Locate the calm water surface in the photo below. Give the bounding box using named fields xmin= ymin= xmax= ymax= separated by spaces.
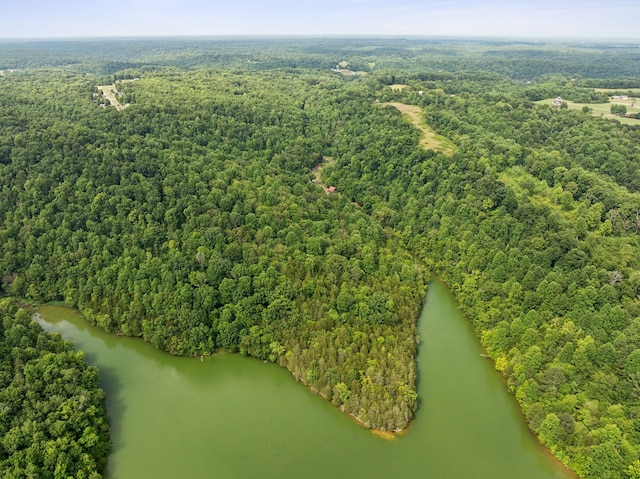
xmin=36 ymin=280 xmax=572 ymax=479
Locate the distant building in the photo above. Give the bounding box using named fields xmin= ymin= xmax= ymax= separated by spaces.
xmin=328 ymin=186 xmax=337 ymax=193
xmin=552 ymin=96 xmax=563 ymax=107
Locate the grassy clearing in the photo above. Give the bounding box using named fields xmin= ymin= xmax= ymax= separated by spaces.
xmin=500 ymin=166 xmax=640 ymax=266
xmin=537 ymin=98 xmax=640 ymax=126
xmin=389 ymin=84 xmax=408 ymax=91
xmin=498 ymin=170 xmax=573 ymax=213
xmin=97 ymin=79 xmax=137 ymax=111
xmin=385 ymin=102 xmax=455 ymax=155
xmin=498 ymin=167 xmax=580 ymax=223
xmin=97 ymin=84 xmax=128 ymax=111
xmin=593 ymin=88 xmax=640 ymax=95
xmin=332 ymin=68 xmax=366 ymax=77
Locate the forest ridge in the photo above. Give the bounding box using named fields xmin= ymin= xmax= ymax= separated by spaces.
xmin=2 ymin=38 xmax=640 ymax=478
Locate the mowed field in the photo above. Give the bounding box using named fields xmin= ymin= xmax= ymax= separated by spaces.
xmin=97 ymin=79 xmax=137 ymax=111
xmin=98 ymin=84 xmax=128 ymax=111
xmin=537 ymin=97 xmax=640 ymax=126
xmin=593 ymin=88 xmax=640 ymax=95
xmin=385 ymin=102 xmax=456 ymax=155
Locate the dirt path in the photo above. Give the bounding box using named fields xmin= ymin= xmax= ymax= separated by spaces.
xmin=311 ymin=156 xmax=335 ymax=193
xmin=310 ymin=157 xmax=361 ymax=207
xmin=386 ymin=102 xmax=454 ymax=155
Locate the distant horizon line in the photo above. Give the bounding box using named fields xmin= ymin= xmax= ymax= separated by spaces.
xmin=1 ymin=34 xmax=639 ymax=44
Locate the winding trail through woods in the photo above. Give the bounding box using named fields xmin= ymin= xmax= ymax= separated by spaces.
xmin=310 ymin=157 xmax=361 ymax=207
xmin=311 ymin=156 xmax=335 ymax=193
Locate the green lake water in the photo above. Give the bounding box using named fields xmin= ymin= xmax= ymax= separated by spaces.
xmin=35 ymin=280 xmax=573 ymax=479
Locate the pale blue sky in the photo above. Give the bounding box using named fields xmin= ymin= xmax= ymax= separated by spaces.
xmin=2 ymin=0 xmax=639 ymax=39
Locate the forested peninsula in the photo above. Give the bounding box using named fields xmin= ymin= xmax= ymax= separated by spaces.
xmin=0 ymin=299 xmax=110 ymax=478
xmin=2 ymin=38 xmax=640 ymax=478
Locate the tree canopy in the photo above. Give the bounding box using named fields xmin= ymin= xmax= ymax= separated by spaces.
xmin=0 ymin=299 xmax=110 ymax=479
xmin=2 ymin=37 xmax=640 ymax=478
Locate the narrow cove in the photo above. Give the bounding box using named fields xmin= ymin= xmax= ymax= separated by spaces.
xmin=35 ymin=280 xmax=573 ymax=479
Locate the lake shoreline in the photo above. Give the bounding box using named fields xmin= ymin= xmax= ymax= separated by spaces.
xmin=32 ymin=293 xmax=573 ymax=478
xmin=30 ymin=298 xmax=419 ymax=437
xmin=427 ymin=278 xmax=578 ymax=478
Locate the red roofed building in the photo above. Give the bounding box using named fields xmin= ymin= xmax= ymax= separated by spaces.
xmin=328 ymin=186 xmax=337 ymax=193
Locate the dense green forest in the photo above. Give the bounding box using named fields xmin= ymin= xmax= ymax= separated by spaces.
xmin=0 ymin=63 xmax=428 ymax=434
xmin=2 ymin=38 xmax=640 ymax=478
xmin=0 ymin=299 xmax=110 ymax=478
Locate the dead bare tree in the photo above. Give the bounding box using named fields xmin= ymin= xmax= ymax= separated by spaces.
xmin=608 ymin=270 xmax=623 ymax=286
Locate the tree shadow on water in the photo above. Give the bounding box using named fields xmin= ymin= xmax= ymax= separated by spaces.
xmin=95 ymin=364 xmax=128 ymax=469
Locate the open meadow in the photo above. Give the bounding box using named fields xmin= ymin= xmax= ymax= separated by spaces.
xmin=385 ymin=102 xmax=456 ymax=155
xmin=537 ymin=97 xmax=640 ymax=125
